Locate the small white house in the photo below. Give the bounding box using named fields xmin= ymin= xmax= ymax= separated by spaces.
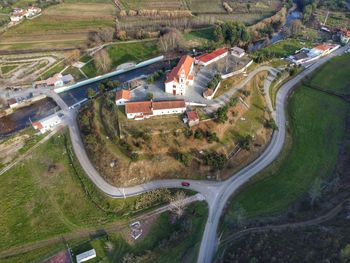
xmin=115 ymin=89 xmax=131 ymax=106
xmin=231 ymin=46 xmax=245 ymax=58
xmin=32 ymin=114 xmax=62 ymax=134
xmin=76 ymin=249 xmax=96 ymax=263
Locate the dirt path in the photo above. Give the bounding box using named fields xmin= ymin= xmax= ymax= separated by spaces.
xmin=0 ymin=194 xmax=203 ymax=259
xmin=220 ymin=199 xmax=348 ymax=246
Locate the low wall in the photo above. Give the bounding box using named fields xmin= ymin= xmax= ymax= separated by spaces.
xmin=54 ymin=55 xmax=164 ymax=94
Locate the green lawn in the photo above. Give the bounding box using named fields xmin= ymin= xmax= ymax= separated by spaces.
xmin=308 ymin=53 xmax=350 ymax=95
xmin=107 ymin=40 xmax=159 ymax=68
xmin=82 ymin=40 xmax=159 ymax=77
xmin=252 ymin=38 xmax=311 ymax=59
xmin=224 ymin=55 xmax=349 ymax=219
xmin=183 ymin=27 xmax=215 ymax=41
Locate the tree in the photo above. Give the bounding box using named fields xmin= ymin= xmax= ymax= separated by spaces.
xmin=87 ymin=88 xmax=96 ymax=99
xmin=146 ymin=92 xmax=153 ymax=100
xmin=94 ymin=49 xmax=111 ymax=73
xmin=168 ymin=191 xmax=188 ymax=219
xmin=98 ymin=83 xmax=106 ymax=94
xmin=216 ymin=106 xmax=228 ymax=123
xmin=246 ymin=3 xmax=251 ymax=12
xmin=290 ymin=19 xmax=302 ymax=36
xmin=238 ymin=135 xmax=252 ymax=150
xmin=194 ymin=128 xmax=205 ymax=139
xmin=309 ymin=177 xmax=323 ymax=207
xmin=158 ymin=28 xmax=184 ymax=52
xmin=204 ymin=151 xmax=227 ymax=170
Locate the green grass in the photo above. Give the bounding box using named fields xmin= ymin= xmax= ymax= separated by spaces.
xmin=107 ymin=201 xmax=208 ymax=262
xmin=38 ymin=60 xmax=65 ymax=80
xmin=183 ymin=27 xmax=215 ymax=41
xmin=0 ymin=130 xmax=179 ymax=251
xmin=1 ymin=65 xmax=17 ymax=74
xmin=253 ymin=38 xmax=311 ymax=59
xmin=62 ymin=66 xmax=86 ymax=81
xmin=107 ymin=40 xmax=159 ymax=68
xmin=82 ymin=40 xmax=159 ymax=77
xmin=226 ymin=85 xmax=348 ymax=219
xmin=307 ymin=53 xmax=350 ymax=95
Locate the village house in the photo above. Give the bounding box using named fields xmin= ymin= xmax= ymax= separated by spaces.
xmin=165 ymin=55 xmax=194 ymax=96
xmin=195 ymin=48 xmax=228 ymax=66
xmin=231 ymin=46 xmax=245 ymax=58
xmin=32 ymin=114 xmax=62 ymax=134
xmin=115 ymin=89 xmax=131 ymax=106
xmin=288 ymin=43 xmax=340 ymax=65
xmin=125 ymin=99 xmax=186 ymax=120
xmin=340 ymin=29 xmax=350 ymax=45
xmin=10 ymin=9 xmax=26 ymax=22
xmin=25 ymin=6 xmax=41 ymax=18
xmin=33 ymin=73 xmax=74 ymax=88
xmin=183 ymin=110 xmax=200 ymax=127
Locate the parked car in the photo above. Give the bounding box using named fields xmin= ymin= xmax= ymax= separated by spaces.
xmin=181 ymin=182 xmax=190 ymax=187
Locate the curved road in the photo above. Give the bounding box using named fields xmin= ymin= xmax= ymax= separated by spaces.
xmin=43 ymin=44 xmax=348 ymax=263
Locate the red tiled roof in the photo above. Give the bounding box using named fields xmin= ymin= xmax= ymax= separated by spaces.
xmin=341 ymin=29 xmax=350 ymax=37
xmin=125 ymin=101 xmax=153 ymax=115
xmin=116 ymin=89 xmax=130 ymax=100
xmin=152 ymin=100 xmax=186 ymax=110
xmin=165 ymin=55 xmax=194 ymax=84
xmin=186 ymin=111 xmax=199 ymax=121
xmin=32 ymin=121 xmax=43 ymax=129
xmin=196 ymin=48 xmax=228 ymax=63
xmin=315 ymin=44 xmax=332 ymax=51
xmin=42 ymin=250 xmax=71 ymax=263
xmin=125 ymin=100 xmax=186 ymax=115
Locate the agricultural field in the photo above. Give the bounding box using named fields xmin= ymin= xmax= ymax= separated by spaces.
xmin=222 ymin=54 xmax=350 ymax=222
xmin=314 ymin=8 xmax=350 ymax=29
xmin=0 ymin=2 xmax=116 ymax=50
xmin=120 ymin=0 xmax=187 ymax=10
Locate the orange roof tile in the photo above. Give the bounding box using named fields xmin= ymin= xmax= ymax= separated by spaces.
xmin=315 ymin=44 xmax=332 ymax=51
xmin=125 ymin=101 xmax=153 ymax=115
xmin=186 ymin=111 xmax=199 ymax=121
xmin=196 ymin=48 xmax=228 ymax=63
xmin=165 ymin=55 xmax=194 ymax=84
xmin=152 ymin=100 xmax=186 ymax=110
xmin=116 ymin=89 xmax=131 ymax=100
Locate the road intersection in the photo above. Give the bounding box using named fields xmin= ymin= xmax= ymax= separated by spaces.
xmin=4 ymin=44 xmax=347 ymax=262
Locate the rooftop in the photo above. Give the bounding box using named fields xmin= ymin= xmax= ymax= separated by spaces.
xmin=165 ymin=55 xmax=194 ymax=84
xmin=125 ymin=100 xmax=186 ymax=114
xmin=196 ymin=48 xmax=228 ymax=63
xmin=186 ymin=110 xmax=199 ymax=121
xmin=116 ymin=89 xmax=131 ymax=101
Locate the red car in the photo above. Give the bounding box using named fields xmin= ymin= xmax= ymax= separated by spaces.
xmin=181 ymin=182 xmax=190 ymax=187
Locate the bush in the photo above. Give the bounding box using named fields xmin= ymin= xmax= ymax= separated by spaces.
xmin=206 ymin=131 xmax=219 ymax=143
xmin=216 ymin=106 xmax=229 ymax=123
xmin=237 ymin=135 xmax=252 ymax=150
xmin=194 ymin=128 xmax=205 ymax=139
xmin=204 ymin=152 xmax=227 ymax=170
xmin=174 ymin=152 xmax=193 ymax=166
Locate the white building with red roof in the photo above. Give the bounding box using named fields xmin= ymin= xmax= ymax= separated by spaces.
xmin=195 ymin=48 xmax=228 ymax=67
xmin=165 ymin=55 xmax=194 ymax=96
xmin=115 ymin=89 xmax=131 ymax=106
xmin=125 ymin=99 xmax=186 ymax=120
xmin=32 ymin=114 xmax=62 ymax=134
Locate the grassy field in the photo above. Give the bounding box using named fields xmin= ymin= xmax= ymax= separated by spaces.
xmin=307 ymin=53 xmax=350 ymax=95
xmin=223 ymin=55 xmax=350 ymax=220
xmin=0 ymin=2 xmax=116 ymax=50
xmin=252 ymin=38 xmax=311 ymax=60
xmin=0 ymin=129 xmax=180 ymax=251
xmin=82 ymin=40 xmax=159 ymax=77
xmin=120 ymin=0 xmax=186 ymax=10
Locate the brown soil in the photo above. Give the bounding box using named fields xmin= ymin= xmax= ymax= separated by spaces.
xmin=0 ymin=134 xmax=29 ymax=165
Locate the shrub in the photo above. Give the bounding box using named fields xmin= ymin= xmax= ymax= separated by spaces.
xmin=194 ymin=128 xmax=205 ymax=139
xmin=204 ymin=152 xmax=227 ymax=170
xmin=174 ymin=152 xmax=193 ymax=166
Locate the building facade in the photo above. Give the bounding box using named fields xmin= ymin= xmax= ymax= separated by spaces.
xmin=165 ymin=55 xmax=194 ymax=96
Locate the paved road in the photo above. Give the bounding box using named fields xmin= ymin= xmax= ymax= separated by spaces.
xmin=6 ymin=44 xmax=347 ymax=262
